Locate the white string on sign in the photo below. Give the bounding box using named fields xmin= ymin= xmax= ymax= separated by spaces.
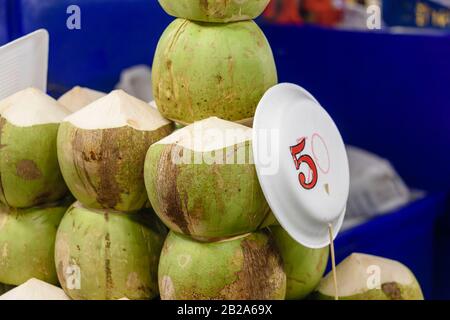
xmin=328 ymin=224 xmax=339 ymax=301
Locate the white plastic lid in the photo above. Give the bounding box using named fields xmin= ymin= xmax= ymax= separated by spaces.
xmin=253 ymin=83 xmax=350 ymax=248
xmin=0 ymin=29 xmax=49 ymax=100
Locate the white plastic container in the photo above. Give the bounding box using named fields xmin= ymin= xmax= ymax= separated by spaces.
xmin=0 ymin=29 xmax=48 ymax=100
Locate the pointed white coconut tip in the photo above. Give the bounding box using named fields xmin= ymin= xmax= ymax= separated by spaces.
xmin=318 ymin=253 xmax=418 ymax=297
xmin=155 ymin=117 xmax=252 ymax=152
xmin=0 ymin=278 xmax=70 ymax=300
xmin=0 ymin=87 xmax=70 ymax=127
xmin=64 ymin=89 xmax=171 ymax=131
xmin=149 ymin=100 xmax=158 ymax=110
xmin=58 ymin=86 xmax=106 ymax=113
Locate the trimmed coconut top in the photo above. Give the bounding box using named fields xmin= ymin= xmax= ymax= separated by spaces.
xmin=0 ymin=279 xmax=70 ymax=300
xmin=0 ymin=87 xmax=69 ymax=127
xmin=64 ymin=90 xmax=171 ymax=131
xmin=58 ymin=86 xmax=106 ymax=113
xmin=318 ymin=253 xmax=417 ymax=297
xmin=155 ymin=117 xmax=252 ymax=152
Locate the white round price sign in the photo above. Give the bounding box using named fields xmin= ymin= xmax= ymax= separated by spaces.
xmin=253 ymin=83 xmax=350 ymax=248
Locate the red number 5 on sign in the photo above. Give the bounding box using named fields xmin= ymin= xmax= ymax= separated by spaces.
xmin=290 ymin=138 xmax=318 ymax=190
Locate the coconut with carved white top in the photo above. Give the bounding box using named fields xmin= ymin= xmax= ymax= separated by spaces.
xmin=0 ymin=88 xmax=69 ymax=208
xmin=314 ymin=253 xmax=424 ymax=300
xmin=144 ymin=117 xmax=271 ymax=241
xmin=58 ymin=86 xmax=106 ymax=113
xmin=57 ymin=90 xmax=174 ymax=212
xmin=0 ymin=278 xmax=70 ymax=300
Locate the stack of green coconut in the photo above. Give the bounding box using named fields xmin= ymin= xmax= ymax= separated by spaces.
xmin=142 ymin=115 xmax=329 ymax=300
xmin=0 ymin=88 xmax=70 ymax=289
xmin=54 ymin=89 xmax=174 ymax=300
xmin=0 ymin=0 xmax=425 ymax=301
xmin=147 ymin=0 xmax=329 ymax=300
xmin=146 ymin=0 xmax=424 ymax=301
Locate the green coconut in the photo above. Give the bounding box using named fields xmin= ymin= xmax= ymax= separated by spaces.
xmin=152 ymin=19 xmax=277 ymax=124
xmin=54 ymin=202 xmax=167 ymax=300
xmin=270 ymin=226 xmax=329 ymax=300
xmin=0 ymin=88 xmax=69 ymax=208
xmin=58 ymin=86 xmax=106 ymax=113
xmin=57 ymin=90 xmax=174 ymax=212
xmin=315 ymin=253 xmax=424 ymax=300
xmin=159 ymin=231 xmax=286 ymax=300
xmin=0 ymin=201 xmax=68 ymax=286
xmin=158 ymin=0 xmax=271 ymax=23
xmin=144 ymin=117 xmax=270 ymax=241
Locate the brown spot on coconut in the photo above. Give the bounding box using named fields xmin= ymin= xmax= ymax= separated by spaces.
xmin=58 ymin=86 xmax=106 ymax=113
xmin=0 ymin=278 xmax=70 ymax=300
xmin=158 ymin=0 xmax=271 ymax=23
xmin=152 ymin=19 xmax=277 ymax=124
xmin=57 ymin=90 xmax=174 ymax=212
xmin=144 ymin=117 xmax=270 ymax=240
xmin=55 ymin=202 xmax=167 ymax=300
xmin=16 ymin=159 xmax=42 ymax=180
xmin=0 ymin=88 xmax=69 ymax=208
xmin=314 ymin=253 xmax=424 ymax=300
xmin=0 ymin=201 xmax=68 ymax=286
xmin=158 ymin=231 xmax=286 ymax=300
